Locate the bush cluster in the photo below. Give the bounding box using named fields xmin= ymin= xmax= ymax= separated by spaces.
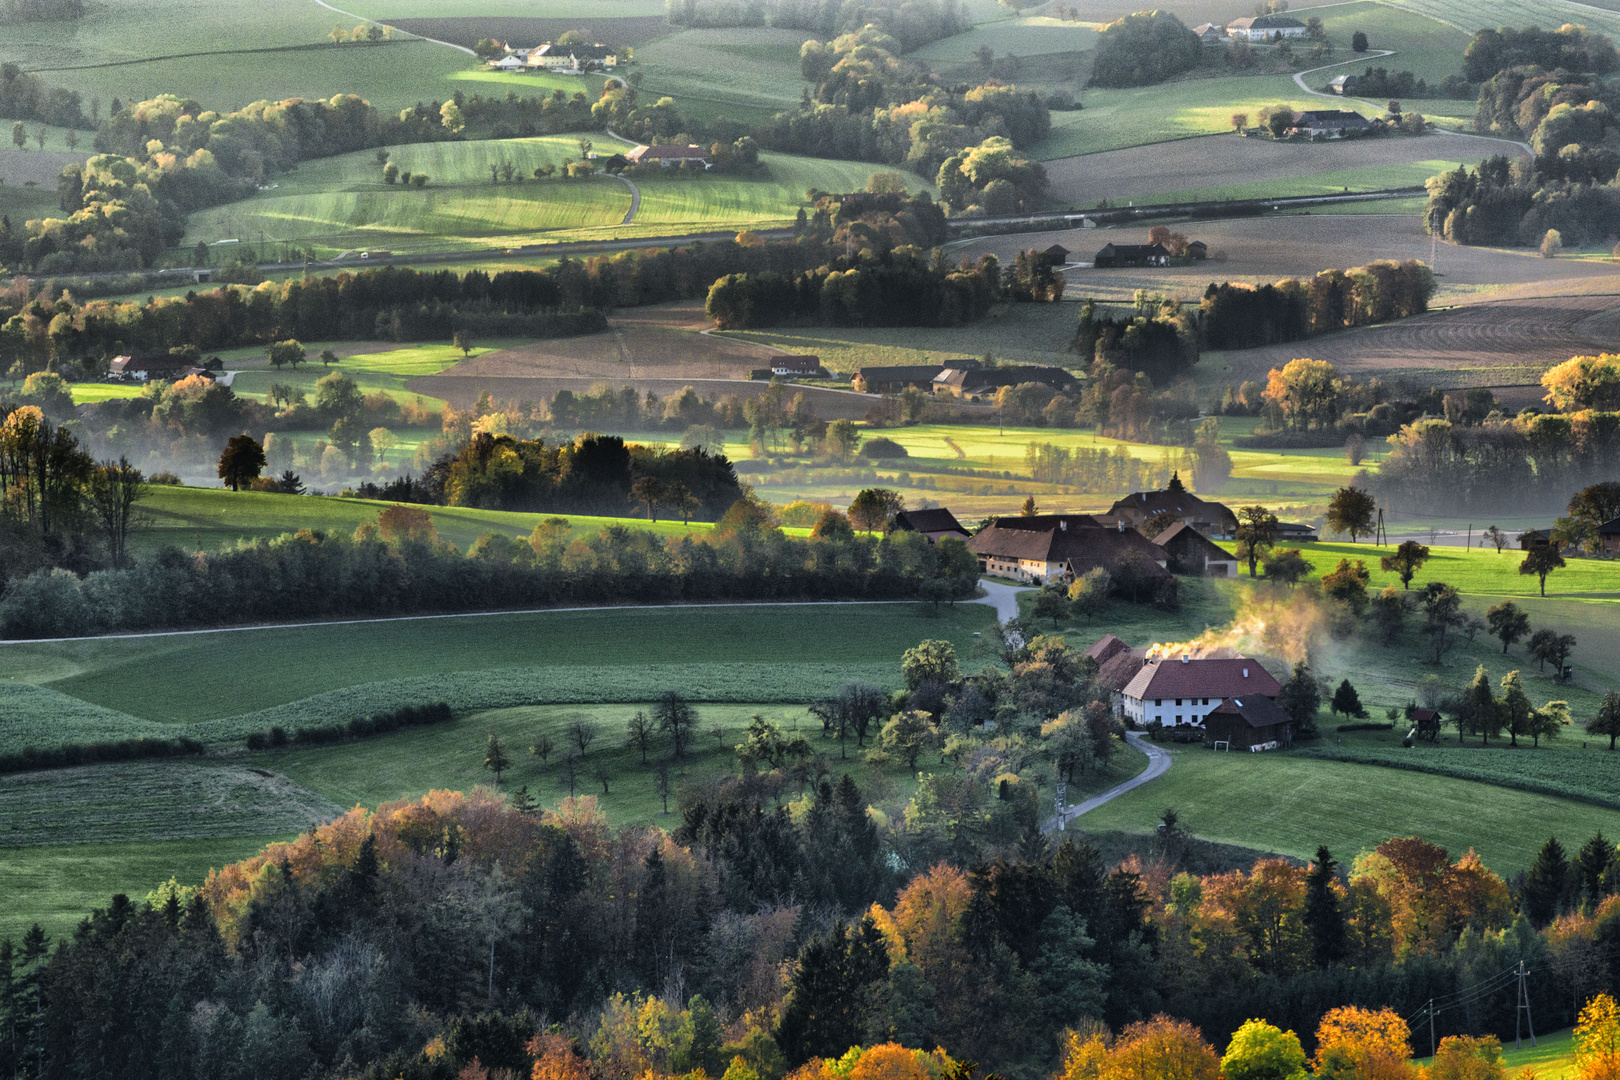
xmin=0 ymin=735 xmax=203 ymax=776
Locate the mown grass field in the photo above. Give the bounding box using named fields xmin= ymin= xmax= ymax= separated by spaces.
xmin=634 ymin=27 xmax=810 ymax=122
xmin=1076 ymin=746 xmax=1618 ymax=874
xmin=4 ymin=602 xmax=995 ymax=725
xmin=1313 ymin=2 xmax=1473 ymax=85
xmin=909 ymin=17 xmax=1099 ymax=63
xmin=1248 ymin=541 xmax=1620 ymax=601
xmin=1139 ymin=159 xmax=1464 ymax=205
xmin=1377 ymin=0 xmax=1620 ymax=39
xmin=180 ymin=135 xmax=928 ymax=256
xmin=225 ymin=342 xmax=493 ymax=409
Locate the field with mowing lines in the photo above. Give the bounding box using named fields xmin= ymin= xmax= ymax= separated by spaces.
xmin=635 ymin=27 xmax=809 ymax=121
xmin=129 ymin=484 xmax=814 ymax=556
xmin=1236 ymin=541 xmax=1620 ymax=601
xmin=181 ymin=135 xmax=924 ymax=255
xmin=7 ymin=603 xmax=995 ymax=724
xmin=1312 ymin=2 xmax=1473 ymax=85
xmin=1077 ymin=748 xmax=1619 ymax=873
xmin=226 ymin=342 xmax=493 ymax=408
xmin=1377 ymin=0 xmax=1620 ymax=38
xmin=910 ymin=16 xmax=1098 ymax=63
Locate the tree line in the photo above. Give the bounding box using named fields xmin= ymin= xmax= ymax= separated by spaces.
xmin=1199 ymin=260 xmax=1437 ymax=349
xmin=704 ymin=248 xmax=1002 ymax=329
xmin=667 ymin=0 xmax=966 ymax=52
xmin=0 ymin=498 xmax=979 ymax=638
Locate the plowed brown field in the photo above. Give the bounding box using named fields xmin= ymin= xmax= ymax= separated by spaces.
xmin=406 ymin=302 xmax=882 ymax=417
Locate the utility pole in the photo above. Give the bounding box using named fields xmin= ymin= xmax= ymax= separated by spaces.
xmin=1428 ymin=999 xmax=1436 ymax=1057
xmin=1375 ymin=507 xmax=1386 ymax=546
xmin=1055 ymin=782 xmax=1067 ymax=831
xmin=1515 ymin=959 xmax=1537 ymax=1050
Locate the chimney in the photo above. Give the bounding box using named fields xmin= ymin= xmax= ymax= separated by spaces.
xmin=1060 ymin=520 xmax=1067 ymax=531
xmin=1117 ymin=519 xmax=1124 ymax=532
xmin=1181 ymin=656 xmax=1189 ymax=664
xmin=1242 ymin=667 xmax=1249 ymax=678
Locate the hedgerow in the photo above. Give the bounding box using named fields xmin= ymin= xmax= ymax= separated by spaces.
xmin=0 ymin=683 xmax=175 ymax=758
xmin=245 ymin=702 xmax=453 ymax=750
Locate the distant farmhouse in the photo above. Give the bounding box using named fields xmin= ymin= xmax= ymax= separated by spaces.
xmin=109 ymin=354 xmax=216 ymax=381
xmin=625 ymin=144 xmax=709 ymax=167
xmin=1192 ymin=22 xmax=1224 ymax=42
xmin=1328 ymin=74 xmax=1357 ymax=95
xmin=852 ymin=358 xmax=977 ymax=394
xmin=1093 ymin=242 xmax=1169 ymax=268
xmin=526 ymin=42 xmax=617 ymax=72
xmin=769 ymin=355 xmax=822 ymax=377
xmin=933 ymin=365 xmax=1078 ymax=398
xmin=1290 ymin=109 xmax=1371 ymax=138
xmin=966 ymin=513 xmax=1169 ymax=585
xmin=1120 ymin=656 xmax=1282 ymax=730
xmin=1107 ymin=476 xmax=1238 ymax=538
xmin=1226 ymin=13 xmax=1307 ymax=40
xmin=1154 ymin=522 xmax=1240 ymax=578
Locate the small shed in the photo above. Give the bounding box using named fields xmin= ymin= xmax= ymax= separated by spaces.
xmin=892 ymin=507 xmax=970 ymax=544
xmin=1043 ymin=244 xmax=1070 ymax=264
xmin=1186 ymin=240 xmax=1208 ymax=259
xmin=1520 ymin=528 xmax=1555 ymax=551
xmin=1329 ymin=74 xmax=1357 ymax=95
xmin=770 ymin=354 xmax=821 ymax=376
xmin=1093 ymin=242 xmax=1169 ymax=268
xmin=1204 ymin=696 xmax=1294 ymax=751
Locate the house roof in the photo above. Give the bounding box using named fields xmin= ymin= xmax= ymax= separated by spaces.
xmin=1293 ymin=109 xmax=1370 ymax=127
xmin=1154 ymin=521 xmax=1236 ymax=561
xmin=1411 ymin=709 xmax=1440 ymax=724
xmin=1230 ymin=13 xmax=1305 ymax=29
xmin=1276 ymin=521 xmax=1318 ymax=537
xmin=1096 ymin=243 xmax=1168 ymax=257
xmin=938 ymin=365 xmax=1078 ymax=393
xmin=1097 ymin=649 xmax=1147 ymax=692
xmin=536 ymin=42 xmax=615 ymax=59
xmin=1192 ymin=22 xmax=1222 ymax=35
xmin=770 ymin=354 xmax=820 ymax=372
xmin=1208 ymin=694 xmax=1294 ymax=729
xmin=1109 ymin=488 xmax=1237 ymax=527
xmin=853 ymin=364 xmax=944 ymax=385
xmin=1329 ymin=74 xmax=1356 ymax=86
xmin=1122 ymin=657 xmax=1282 ymax=701
xmin=626 ymin=144 xmax=709 ymax=161
xmin=894 ymin=507 xmax=969 ymax=537
xmin=1599 ymin=517 xmax=1620 ymax=535
xmin=1044 ymin=244 xmax=1070 ymax=259
xmin=969 ymin=515 xmax=1167 ymax=570
xmin=1084 ymin=634 xmax=1129 ymax=663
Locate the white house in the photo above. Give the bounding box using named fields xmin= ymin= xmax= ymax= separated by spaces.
xmin=1226 ymin=14 xmax=1308 ymax=40
xmin=1120 ymin=656 xmax=1282 ymax=729
xmin=528 ymin=42 xmax=618 ymax=72
xmin=489 ymin=54 xmax=525 ymax=71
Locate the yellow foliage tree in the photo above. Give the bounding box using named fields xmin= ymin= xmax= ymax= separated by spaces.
xmin=1313 ymin=1006 xmax=1414 ymax=1080
xmin=1541 ymin=354 xmax=1620 ymax=412
xmin=1576 ymin=993 xmax=1620 ymax=1080
xmin=1105 ymin=1015 xmax=1220 ymax=1080
xmin=847 ymin=1045 xmax=930 ymax=1080
xmin=1428 ymin=1034 xmax=1505 ymax=1080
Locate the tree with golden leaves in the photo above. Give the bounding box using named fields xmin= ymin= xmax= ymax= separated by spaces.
xmin=1576 ymin=993 xmax=1620 ymax=1080
xmin=1313 ymin=1005 xmax=1415 ymax=1080
xmin=1106 ymin=1015 xmax=1221 ymax=1080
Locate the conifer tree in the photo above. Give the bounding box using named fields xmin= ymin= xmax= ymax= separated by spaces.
xmin=1522 ymin=836 xmax=1570 ymax=927
xmin=1303 ymin=846 xmax=1347 ymax=968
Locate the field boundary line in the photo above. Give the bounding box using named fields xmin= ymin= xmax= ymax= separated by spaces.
xmin=24 ymin=39 xmax=420 ymax=74
xmin=0 ymin=599 xmax=946 ymax=646
xmin=311 ymin=0 xmax=475 ymax=55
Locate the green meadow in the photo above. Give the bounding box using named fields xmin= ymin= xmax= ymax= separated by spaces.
xmin=1140 ymin=159 xmax=1465 ymax=206
xmin=225 ymin=342 xmax=491 ymax=408
xmin=180 ymin=135 xmax=927 ymax=257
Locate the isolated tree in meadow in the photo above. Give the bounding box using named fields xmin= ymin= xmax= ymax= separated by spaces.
xmin=1528 ymin=700 xmax=1569 ymax=747
xmin=1482 ymin=525 xmax=1509 ymax=553
xmin=1537 ymin=632 xmax=1577 ymax=683
xmin=369 ymin=427 xmax=396 ymax=465
xmin=824 ymin=418 xmax=860 ymax=461
xmin=1235 ymin=505 xmax=1279 ymax=577
xmin=1230 ymin=112 xmax=1249 ymax=132
xmin=1381 ymin=539 xmax=1430 ymax=589
xmin=1499 ymin=670 xmax=1534 ymax=747
xmin=625 ymin=710 xmax=653 ymax=764
xmin=483 ymin=733 xmax=510 ymax=786
xmin=1330 ymin=679 xmax=1363 ymax=720
xmin=1420 ymin=581 xmax=1465 ymax=664
xmin=1521 ymin=544 xmax=1565 ymax=597
xmin=1588 ymin=692 xmax=1620 ymax=750
xmin=452 ymin=330 xmax=475 ymax=357
xmin=654 ymin=760 xmax=672 ymax=813
xmin=1263 ymin=548 xmax=1311 ymax=587
xmin=267 ymin=339 xmax=306 ymax=370
xmin=561 ymin=752 xmax=580 ymax=796
xmin=319 ymin=349 xmax=338 ymax=367
xmin=529 ymin=731 xmax=555 ymax=765
xmin=1326 ymin=486 xmax=1376 ymax=542
xmin=1541 ymin=229 xmax=1564 ymax=259
xmin=217 ymin=434 xmax=266 ymax=491
xmin=1020 ymin=495 xmax=1040 ymax=516
xmin=630 ymin=475 xmax=665 ymax=521
xmin=595 ymin=760 xmax=611 ymax=795
xmin=568 ymin=716 xmax=598 ymax=757
xmin=1486 ymin=601 xmax=1530 ymax=654
xmin=667 ymin=482 xmax=699 ymax=525
xmin=1351 ymin=30 xmax=1368 ymax=51
xmin=655 ymin=690 xmax=696 ymax=759
xmin=10 ymin=122 xmax=23 ymax=150
xmin=1276 ymin=661 xmax=1322 ymax=733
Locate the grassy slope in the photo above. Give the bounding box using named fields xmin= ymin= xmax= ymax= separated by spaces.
xmin=634 ymin=27 xmax=809 ymax=123
xmin=13 ymin=603 xmax=996 ymax=723
xmin=181 ymin=135 xmax=927 ymax=255
xmin=910 ymin=17 xmax=1099 ymax=62
xmin=1075 ymin=745 xmax=1616 ymax=875
xmin=225 ymin=342 xmax=491 ymax=408
xmin=1246 ymin=541 xmax=1620 ymax=601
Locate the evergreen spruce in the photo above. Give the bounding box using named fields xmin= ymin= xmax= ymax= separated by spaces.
xmin=1522 ymin=836 xmax=1570 ymax=927
xmin=1303 ymin=846 xmax=1347 ymax=967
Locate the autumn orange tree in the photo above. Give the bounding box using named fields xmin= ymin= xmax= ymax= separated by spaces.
xmin=1313 ymin=1006 xmax=1415 ymax=1080
xmin=1105 ymin=1015 xmax=1220 ymax=1080
xmin=1576 ymin=993 xmax=1620 ymax=1080
xmin=1350 ymin=838 xmax=1511 ymax=958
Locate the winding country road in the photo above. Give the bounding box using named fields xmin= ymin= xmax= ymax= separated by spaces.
xmin=1048 ymin=733 xmax=1172 ymax=833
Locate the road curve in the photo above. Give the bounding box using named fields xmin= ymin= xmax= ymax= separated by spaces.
xmin=611 ymin=174 xmax=641 ymax=224
xmin=1046 ymin=732 xmax=1171 ymax=833
xmin=969 ymin=578 xmax=1030 ymax=624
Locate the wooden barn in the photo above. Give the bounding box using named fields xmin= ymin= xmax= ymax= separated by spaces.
xmin=1203 ymin=696 xmax=1294 ymax=752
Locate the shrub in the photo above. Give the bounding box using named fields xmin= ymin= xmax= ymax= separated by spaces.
xmin=861 ymin=436 xmax=909 ymax=459
xmin=247 ymin=701 xmax=452 ymax=749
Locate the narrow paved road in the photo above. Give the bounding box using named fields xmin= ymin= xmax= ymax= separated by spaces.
xmin=610 ymin=174 xmax=641 ymax=224
xmin=970 ymin=578 xmax=1030 ymax=623
xmin=311 ymin=0 xmax=475 ymax=54
xmin=1046 ymin=733 xmax=1172 ymax=832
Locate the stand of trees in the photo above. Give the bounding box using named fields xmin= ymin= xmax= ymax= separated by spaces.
xmin=1428 ymin=28 xmax=1620 ymax=247
xmin=705 ymin=248 xmax=1001 ymax=328
xmin=1200 ymin=260 xmax=1436 ymax=349
xmin=0 ymin=62 xmax=91 ymax=130
xmin=1074 ymin=297 xmax=1199 ymax=383
xmin=761 ymin=25 xmax=1048 ymax=175
xmin=1089 ymin=10 xmax=1202 ymax=88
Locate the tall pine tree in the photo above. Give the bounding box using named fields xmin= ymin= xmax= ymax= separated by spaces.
xmin=1522 ymin=836 xmax=1570 ymax=927
xmin=1303 ymin=846 xmax=1347 ymax=967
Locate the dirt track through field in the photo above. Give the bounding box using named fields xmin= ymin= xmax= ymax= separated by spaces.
xmin=1042 ymin=131 xmax=1522 ymax=205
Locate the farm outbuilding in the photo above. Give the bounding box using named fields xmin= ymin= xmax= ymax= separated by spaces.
xmin=1154 ymin=522 xmax=1239 ymax=577
xmin=625 ymin=144 xmax=709 ymax=166
xmin=1226 ymin=14 xmax=1307 ymax=40
xmin=1093 ymin=242 xmax=1169 ymax=268
xmin=892 ymin=507 xmax=970 ymax=543
xmin=769 ymin=355 xmax=822 ymax=376
xmin=1121 ymin=656 xmax=1282 ymax=730
xmin=1290 ymin=110 xmax=1372 ymax=138
xmin=1329 ymin=74 xmax=1357 ymax=95
xmin=1203 ymin=696 xmax=1294 ymax=751
xmin=1192 ymin=22 xmax=1224 ymax=41
xmin=1043 ymin=244 xmax=1070 ymax=264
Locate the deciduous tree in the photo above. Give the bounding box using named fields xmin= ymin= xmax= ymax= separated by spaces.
xmin=1486 ymin=601 xmax=1530 ymax=654
xmin=1381 ymin=540 xmax=1429 ymax=589
xmin=217 ymin=434 xmax=266 ymax=491
xmin=1235 ymin=505 xmax=1279 ymax=577
xmin=1521 ymin=545 xmax=1565 ymax=597
xmin=1326 ymin=486 xmax=1376 ymax=542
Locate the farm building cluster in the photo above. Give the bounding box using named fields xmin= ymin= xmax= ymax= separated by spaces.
xmin=1192 ymin=14 xmax=1310 ymax=41
xmin=486 ymin=41 xmax=619 ymax=73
